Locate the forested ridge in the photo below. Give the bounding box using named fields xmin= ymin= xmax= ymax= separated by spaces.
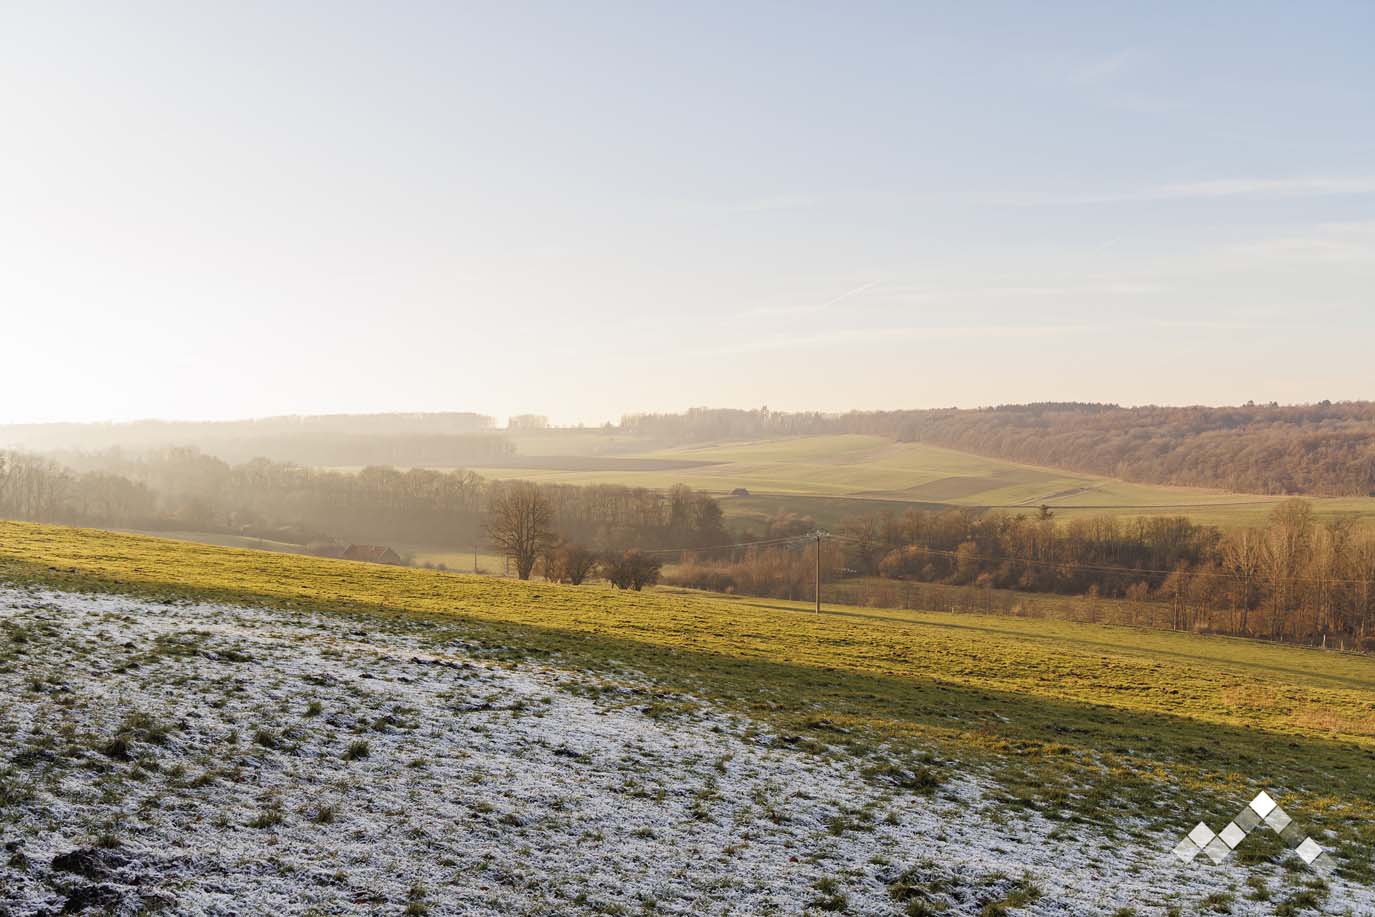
xmin=623 ymin=402 xmax=1375 ymax=496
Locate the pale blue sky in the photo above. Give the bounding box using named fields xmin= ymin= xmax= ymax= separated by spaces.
xmin=2 ymin=1 xmax=1373 ymax=424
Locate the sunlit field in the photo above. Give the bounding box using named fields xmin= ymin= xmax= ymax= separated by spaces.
xmin=3 ymin=520 xmax=1374 ymax=909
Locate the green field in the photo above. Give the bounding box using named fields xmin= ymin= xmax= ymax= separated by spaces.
xmin=3 ymin=519 xmax=1374 ymax=885
xmin=117 ymin=532 xmax=513 ymax=578
xmin=459 ymin=433 xmax=1375 ymax=529
xmin=118 ymin=529 xmax=316 ymax=555
xmin=404 ymin=546 xmax=512 ymax=575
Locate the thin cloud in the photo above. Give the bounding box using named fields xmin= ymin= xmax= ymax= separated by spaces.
xmin=714 ymin=323 xmax=1090 ymax=355
xmin=1225 ymin=238 xmax=1375 ymax=264
xmin=994 ymin=176 xmax=1375 ymax=206
xmin=973 ymin=283 xmax=1158 ymax=297
xmin=1222 ymin=220 xmax=1375 ymax=264
xmin=1152 ymin=319 xmax=1267 ymax=330
xmin=682 ymin=193 xmax=819 ymax=216
xmin=880 ymin=281 xmax=1159 ymax=300
xmin=1073 ymin=48 xmax=1146 ymax=85
xmin=1155 ymin=177 xmax=1375 ymax=199
xmin=745 ymin=279 xmax=1152 ymax=319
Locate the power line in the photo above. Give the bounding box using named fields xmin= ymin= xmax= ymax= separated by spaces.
xmin=636 ymin=533 xmax=813 ymax=557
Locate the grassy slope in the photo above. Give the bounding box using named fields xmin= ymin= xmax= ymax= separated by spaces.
xmin=117 ymin=532 xmax=513 ymax=577
xmin=2 ymin=519 xmax=1374 ymax=878
xmin=464 ymin=433 xmax=1375 ymax=529
xmin=117 ymin=529 xmax=315 ymax=555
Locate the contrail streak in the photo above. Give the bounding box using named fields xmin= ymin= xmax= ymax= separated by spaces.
xmin=739 ymin=279 xmax=882 ymax=319
xmin=817 ymin=279 xmax=881 ymax=310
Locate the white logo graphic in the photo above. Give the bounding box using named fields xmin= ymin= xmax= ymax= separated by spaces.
xmin=1174 ymin=791 xmax=1330 ymax=870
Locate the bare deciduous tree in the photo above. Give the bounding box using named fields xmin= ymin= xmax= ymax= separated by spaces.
xmin=1222 ymin=528 xmax=1264 ymax=634
xmin=542 ymin=543 xmax=598 ymax=585
xmin=1262 ymin=499 xmax=1315 ymax=638
xmin=602 ymin=549 xmax=662 ymax=591
xmin=485 ymin=481 xmax=555 ymax=580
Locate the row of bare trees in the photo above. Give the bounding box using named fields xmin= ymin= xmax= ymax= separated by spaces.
xmin=484 ymin=481 xmax=663 ymax=587
xmin=0 ymin=450 xmax=707 ymax=586
xmin=0 ymin=452 xmax=158 ymax=525
xmin=664 ymin=500 xmax=1375 ymax=649
xmin=1201 ymin=502 xmax=1375 ymax=640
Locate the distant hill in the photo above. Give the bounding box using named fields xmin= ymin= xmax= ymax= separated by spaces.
xmin=0 ymin=412 xmax=509 ymax=467
xmin=623 ymin=402 xmax=1375 ymax=496
xmin=10 ymin=402 xmax=1375 ymax=496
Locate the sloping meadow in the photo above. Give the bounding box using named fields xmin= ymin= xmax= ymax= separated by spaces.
xmin=1 ymin=520 xmax=1373 ymax=913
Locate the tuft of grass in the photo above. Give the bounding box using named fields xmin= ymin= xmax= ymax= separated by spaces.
xmin=1245 ymin=875 xmax=1270 ymax=902
xmin=979 ymin=876 xmax=1043 ymax=917
xmin=404 ymin=882 xmax=430 ymax=916
xmin=808 ymin=876 xmax=848 ymax=913
xmin=98 ymin=735 xmax=132 ymax=761
xmin=248 ymin=807 xmax=284 ymax=829
xmin=1200 ymin=891 xmax=1234 ymax=914
xmin=863 ymin=761 xmax=942 ymax=793
xmin=888 ymin=864 xmax=949 ymax=915
xmin=119 ymin=711 xmax=173 ymax=745
xmin=343 ymin=739 xmax=370 ymax=761
xmin=1274 ymin=890 xmax=1325 ymax=916
xmin=0 ymin=769 xmax=35 ymax=806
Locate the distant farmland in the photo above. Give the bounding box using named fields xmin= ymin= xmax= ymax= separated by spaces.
xmin=459 ymin=433 xmax=1375 ymax=530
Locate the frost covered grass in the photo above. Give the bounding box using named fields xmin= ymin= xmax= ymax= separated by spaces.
xmin=1 ymin=521 xmax=1374 ymax=913
xmin=3 ymin=586 xmax=1365 ymax=915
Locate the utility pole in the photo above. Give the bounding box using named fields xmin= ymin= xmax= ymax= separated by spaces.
xmin=814 ymin=530 xmax=829 ymax=614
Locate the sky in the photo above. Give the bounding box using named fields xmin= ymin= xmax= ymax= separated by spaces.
xmin=2 ymin=1 xmax=1373 ymax=426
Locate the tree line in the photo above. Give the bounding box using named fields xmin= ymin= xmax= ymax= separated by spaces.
xmin=485 ymin=481 xmax=665 ymax=587
xmin=0 ymin=448 xmax=726 ymax=565
xmin=619 ymin=402 xmax=1375 ymax=496
xmin=664 ymin=501 xmax=1375 ymax=649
